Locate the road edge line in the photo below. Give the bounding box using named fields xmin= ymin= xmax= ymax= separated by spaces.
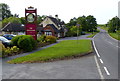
xmin=94 ymin=55 xmax=104 ymax=79
xmin=107 ymin=32 xmax=119 ymax=42
xmin=92 ymin=33 xmax=105 ymax=79
xmin=92 ymin=40 xmax=100 ymax=57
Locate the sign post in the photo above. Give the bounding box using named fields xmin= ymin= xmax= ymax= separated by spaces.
xmin=76 ymin=24 xmax=80 ymax=43
xmin=25 ymin=6 xmax=37 ymax=40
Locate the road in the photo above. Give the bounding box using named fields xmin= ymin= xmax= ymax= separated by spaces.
xmin=93 ymin=28 xmax=119 ymax=79
xmin=1 ymin=30 xmax=119 ymax=80
xmin=2 ymin=54 xmax=100 ymax=79
xmin=1 ymin=34 xmax=101 ymax=79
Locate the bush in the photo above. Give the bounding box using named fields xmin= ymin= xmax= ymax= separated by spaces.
xmin=37 ymin=35 xmax=46 ymax=43
xmin=11 ymin=35 xmax=23 ymax=46
xmin=11 ymin=46 xmax=19 ymax=53
xmin=1 ymin=44 xmax=6 ymax=57
xmin=116 ymin=30 xmax=120 ymax=35
xmin=11 ymin=35 xmax=37 ymax=52
xmin=4 ymin=47 xmax=12 ymax=56
xmin=2 ymin=45 xmax=19 ymax=58
xmin=45 ymin=36 xmax=56 ymax=44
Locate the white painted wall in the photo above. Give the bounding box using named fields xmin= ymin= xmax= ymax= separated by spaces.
xmin=40 ymin=17 xmax=59 ymax=29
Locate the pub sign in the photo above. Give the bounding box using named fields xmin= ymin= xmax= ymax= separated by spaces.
xmin=25 ymin=6 xmax=37 ymax=40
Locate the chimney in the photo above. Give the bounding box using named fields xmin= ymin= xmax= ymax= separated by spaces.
xmin=55 ymin=14 xmax=59 ymax=20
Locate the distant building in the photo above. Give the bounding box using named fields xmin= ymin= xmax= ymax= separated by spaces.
xmin=1 ymin=22 xmax=25 ymax=35
xmin=1 ymin=15 xmax=68 ymax=38
xmin=1 ymin=22 xmax=43 ymax=35
xmin=119 ymin=1 xmax=120 ymax=19
xmin=39 ymin=15 xmax=67 ymax=37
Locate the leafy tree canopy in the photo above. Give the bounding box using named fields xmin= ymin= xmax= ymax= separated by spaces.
xmin=2 ymin=17 xmax=21 ymax=27
xmin=0 ymin=3 xmax=12 ymax=20
xmin=108 ymin=16 xmax=120 ymax=33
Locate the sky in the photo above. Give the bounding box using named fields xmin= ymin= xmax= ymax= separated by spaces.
xmin=0 ymin=0 xmax=120 ymax=24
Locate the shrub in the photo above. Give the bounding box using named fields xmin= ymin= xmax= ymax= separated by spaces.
xmin=1 ymin=44 xmax=6 ymax=57
xmin=2 ymin=45 xmax=20 ymax=58
xmin=11 ymin=35 xmax=23 ymax=46
xmin=11 ymin=46 xmax=19 ymax=53
xmin=4 ymin=47 xmax=12 ymax=56
xmin=116 ymin=30 xmax=120 ymax=35
xmin=37 ymin=35 xmax=46 ymax=43
xmin=11 ymin=35 xmax=37 ymax=52
xmin=45 ymin=36 xmax=56 ymax=44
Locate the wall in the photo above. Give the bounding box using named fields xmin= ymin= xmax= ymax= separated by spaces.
xmin=40 ymin=17 xmax=59 ymax=29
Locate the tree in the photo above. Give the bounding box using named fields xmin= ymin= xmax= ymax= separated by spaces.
xmin=65 ymin=17 xmax=77 ymax=36
xmin=13 ymin=14 xmax=19 ymax=18
xmin=37 ymin=15 xmax=45 ymax=25
xmin=77 ymin=16 xmax=87 ymax=31
xmin=108 ymin=16 xmax=120 ymax=33
xmin=2 ymin=17 xmax=21 ymax=27
xmin=20 ymin=17 xmax=25 ymax=24
xmin=65 ymin=17 xmax=77 ymax=28
xmin=0 ymin=3 xmax=12 ymax=20
xmin=65 ymin=15 xmax=97 ymax=36
xmin=86 ymin=15 xmax=97 ymax=32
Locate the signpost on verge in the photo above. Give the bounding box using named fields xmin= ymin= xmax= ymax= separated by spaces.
xmin=76 ymin=24 xmax=80 ymax=43
xmin=25 ymin=6 xmax=37 ymax=40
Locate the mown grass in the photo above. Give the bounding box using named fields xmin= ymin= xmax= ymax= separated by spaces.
xmin=109 ymin=33 xmax=120 ymax=40
xmin=100 ymin=26 xmax=120 ymax=40
xmin=100 ymin=26 xmax=108 ymax=31
xmin=87 ymin=33 xmax=97 ymax=38
xmin=8 ymin=40 xmax=92 ymax=64
xmin=87 ymin=30 xmax=100 ymax=38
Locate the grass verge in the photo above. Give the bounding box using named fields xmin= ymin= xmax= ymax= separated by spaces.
xmin=100 ymin=26 xmax=120 ymax=40
xmin=87 ymin=30 xmax=100 ymax=38
xmin=8 ymin=40 xmax=92 ymax=64
xmin=87 ymin=33 xmax=97 ymax=38
xmin=100 ymin=26 xmax=108 ymax=31
xmin=109 ymin=33 xmax=120 ymax=40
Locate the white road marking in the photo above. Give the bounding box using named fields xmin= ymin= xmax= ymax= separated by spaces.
xmin=116 ymin=46 xmax=120 ymax=48
xmin=94 ymin=55 xmax=104 ymax=79
xmin=92 ymin=41 xmax=100 ymax=57
xmin=104 ymin=67 xmax=110 ymax=75
xmin=105 ymin=40 xmax=120 ymax=48
xmin=108 ymin=41 xmax=112 ymax=44
xmin=99 ymin=59 xmax=104 ymax=64
xmin=107 ymin=33 xmax=118 ymax=42
xmin=93 ymin=33 xmax=111 ymax=77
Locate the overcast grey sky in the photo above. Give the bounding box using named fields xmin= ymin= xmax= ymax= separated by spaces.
xmin=0 ymin=0 xmax=120 ymax=24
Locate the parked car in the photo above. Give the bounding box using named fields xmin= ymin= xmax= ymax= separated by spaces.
xmin=81 ymin=31 xmax=86 ymax=35
xmin=3 ymin=34 xmax=16 ymax=40
xmin=0 ymin=36 xmax=11 ymax=47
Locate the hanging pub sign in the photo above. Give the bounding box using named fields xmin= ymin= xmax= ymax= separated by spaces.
xmin=25 ymin=6 xmax=37 ymax=40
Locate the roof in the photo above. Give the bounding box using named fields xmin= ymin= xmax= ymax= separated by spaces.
xmin=1 ymin=23 xmax=43 ymax=32
xmin=44 ymin=24 xmax=64 ymax=33
xmin=47 ymin=16 xmax=64 ymax=28
xmin=46 ymin=24 xmax=60 ymax=33
xmin=1 ymin=23 xmax=25 ymax=32
xmin=37 ymin=26 xmax=43 ymax=31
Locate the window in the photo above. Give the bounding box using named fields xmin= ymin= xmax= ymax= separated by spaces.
xmin=45 ymin=32 xmax=52 ymax=36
